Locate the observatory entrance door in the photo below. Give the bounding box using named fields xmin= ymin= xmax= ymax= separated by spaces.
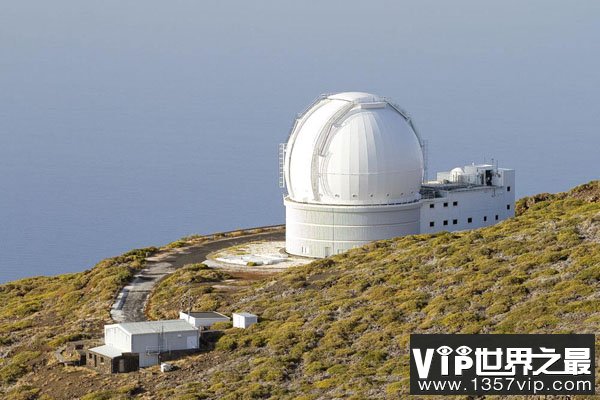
xmin=324 ymin=247 xmax=331 ymax=257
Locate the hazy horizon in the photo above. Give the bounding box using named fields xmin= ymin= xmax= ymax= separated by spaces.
xmin=1 ymin=0 xmax=599 ymax=282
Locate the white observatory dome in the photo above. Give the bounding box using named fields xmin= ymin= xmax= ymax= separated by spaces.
xmin=284 ymin=92 xmax=424 ymax=205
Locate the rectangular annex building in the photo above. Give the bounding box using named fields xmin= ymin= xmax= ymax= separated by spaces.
xmin=92 ymin=319 xmax=200 ymax=369
xmin=179 ymin=311 xmax=230 ymax=329
xmin=87 ymin=344 xmax=139 ymax=373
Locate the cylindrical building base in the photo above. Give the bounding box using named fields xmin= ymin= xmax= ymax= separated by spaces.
xmin=284 ymin=197 xmax=421 ymax=258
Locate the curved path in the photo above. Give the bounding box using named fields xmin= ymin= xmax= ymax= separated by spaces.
xmin=110 ymin=227 xmax=285 ymax=323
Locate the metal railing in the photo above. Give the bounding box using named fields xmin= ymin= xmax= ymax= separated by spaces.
xmin=278 ymin=143 xmax=286 ymax=188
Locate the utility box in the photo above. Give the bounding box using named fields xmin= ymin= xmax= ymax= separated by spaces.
xmin=233 ymin=312 xmax=258 ymax=329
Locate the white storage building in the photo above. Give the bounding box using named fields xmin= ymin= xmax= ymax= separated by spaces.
xmin=233 ymin=312 xmax=258 ymax=329
xmin=179 ymin=311 xmax=230 ymax=329
xmin=104 ymin=320 xmax=199 ymax=367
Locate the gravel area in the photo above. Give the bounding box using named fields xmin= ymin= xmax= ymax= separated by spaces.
xmin=110 ymin=228 xmax=286 ymax=322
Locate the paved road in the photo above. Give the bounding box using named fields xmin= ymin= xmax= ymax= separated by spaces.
xmin=110 ymin=228 xmax=285 ymax=323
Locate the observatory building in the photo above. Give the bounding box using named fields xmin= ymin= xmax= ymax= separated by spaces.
xmin=280 ymin=92 xmax=514 ymax=258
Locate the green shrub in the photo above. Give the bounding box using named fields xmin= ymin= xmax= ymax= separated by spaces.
xmin=5 ymin=385 xmax=41 ymax=400
xmin=0 ymin=351 xmax=40 ymax=384
xmin=216 ymin=336 xmax=237 ymax=351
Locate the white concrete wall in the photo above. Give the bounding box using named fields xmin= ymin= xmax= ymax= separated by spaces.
xmin=104 ymin=325 xmax=131 ymax=352
xmin=420 ymin=169 xmax=515 ymax=234
xmin=285 ymin=197 xmax=421 ymax=258
xmin=233 ymin=314 xmax=257 ymax=329
xmin=130 ymin=333 xmax=159 ymax=367
xmin=179 ymin=312 xmax=228 ymax=328
xmin=130 ymin=331 xmax=199 ymax=367
xmin=285 ymin=168 xmax=515 ymax=258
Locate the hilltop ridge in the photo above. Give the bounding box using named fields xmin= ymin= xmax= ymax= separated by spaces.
xmin=0 ymin=181 xmax=598 ymax=399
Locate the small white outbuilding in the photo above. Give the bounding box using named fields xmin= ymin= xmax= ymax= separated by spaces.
xmin=233 ymin=312 xmax=258 ymax=329
xmin=179 ymin=311 xmax=230 ymax=330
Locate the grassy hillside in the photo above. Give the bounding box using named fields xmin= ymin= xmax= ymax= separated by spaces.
xmin=0 ymin=181 xmax=598 ymax=399
xmin=0 ymin=248 xmax=157 ymax=391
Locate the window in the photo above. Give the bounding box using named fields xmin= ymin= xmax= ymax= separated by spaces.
xmin=507 ymin=186 xmax=511 ymax=192
xmin=443 ymin=220 xmax=448 ymax=226
xmin=484 ymin=216 xmax=487 ymax=222
xmin=452 ymin=219 xmax=458 ymax=225
xmin=100 ymin=357 xmax=104 ymax=365
xmin=429 ymin=204 xmax=435 ymax=209
xmin=429 ymin=221 xmax=435 ymax=227
xmin=467 ymin=217 xmax=472 ymax=223
xmin=507 ymin=204 xmax=511 ymax=210
xmin=443 ymin=202 xmax=448 ymax=207
xmin=453 ymin=201 xmax=458 ymax=206
xmin=495 ymin=215 xmax=499 ymax=220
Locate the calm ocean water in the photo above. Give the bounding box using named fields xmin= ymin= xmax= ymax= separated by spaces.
xmin=1 ymin=1 xmax=599 ymax=283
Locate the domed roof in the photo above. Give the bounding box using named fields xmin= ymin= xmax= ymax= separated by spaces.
xmin=284 ymin=92 xmax=424 ymax=205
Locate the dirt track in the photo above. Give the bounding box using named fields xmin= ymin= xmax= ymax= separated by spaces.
xmin=110 ymin=227 xmax=285 ymax=322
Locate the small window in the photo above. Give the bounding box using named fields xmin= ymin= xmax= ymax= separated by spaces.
xmin=495 ymin=215 xmax=499 ymax=220
xmin=484 ymin=216 xmax=487 ymax=222
xmin=467 ymin=217 xmax=472 ymax=223
xmin=507 ymin=204 xmax=511 ymax=210
xmin=429 ymin=221 xmax=435 ymax=227
xmin=443 ymin=220 xmax=448 ymax=226
xmin=443 ymin=202 xmax=448 ymax=207
xmin=452 ymin=219 xmax=458 ymax=225
xmin=453 ymin=201 xmax=458 ymax=206
xmin=429 ymin=204 xmax=434 ymax=209
xmin=100 ymin=357 xmax=104 ymax=364
xmin=507 ymin=186 xmax=511 ymax=192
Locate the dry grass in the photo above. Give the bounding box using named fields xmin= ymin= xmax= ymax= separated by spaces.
xmin=1 ymin=183 xmax=598 ymax=399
